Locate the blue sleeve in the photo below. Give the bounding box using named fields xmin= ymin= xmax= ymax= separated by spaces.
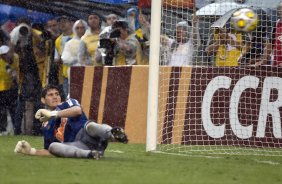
xmin=56 ymin=98 xmax=81 ymax=110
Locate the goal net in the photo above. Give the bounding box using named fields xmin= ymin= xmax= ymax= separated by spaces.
xmin=146 ymin=0 xmax=282 ymax=156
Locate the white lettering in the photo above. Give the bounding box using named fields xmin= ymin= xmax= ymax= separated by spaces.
xmin=202 ymin=76 xmax=231 ymax=138
xmin=202 ymin=76 xmax=282 ymax=139
xmin=230 ymin=76 xmax=259 ymax=139
xmin=257 ymin=77 xmax=282 ymax=138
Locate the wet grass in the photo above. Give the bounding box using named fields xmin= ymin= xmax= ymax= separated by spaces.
xmin=1 ymin=136 xmax=282 ymax=184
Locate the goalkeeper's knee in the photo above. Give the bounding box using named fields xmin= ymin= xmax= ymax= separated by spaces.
xmin=85 ymin=121 xmax=112 ymax=138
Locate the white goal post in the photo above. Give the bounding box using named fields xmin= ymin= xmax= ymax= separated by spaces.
xmin=146 ymin=0 xmax=162 ymax=152
xmin=146 ymin=0 xmax=282 ymax=156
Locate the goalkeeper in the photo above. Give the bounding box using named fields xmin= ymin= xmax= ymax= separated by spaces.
xmin=14 ymin=85 xmax=128 ymax=159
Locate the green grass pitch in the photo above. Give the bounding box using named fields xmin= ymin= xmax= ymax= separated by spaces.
xmin=1 ymin=136 xmax=282 ymax=184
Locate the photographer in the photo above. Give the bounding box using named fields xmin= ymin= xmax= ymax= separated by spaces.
xmin=0 ymin=45 xmax=19 ymax=135
xmin=96 ymin=20 xmax=142 ymax=66
xmin=10 ymin=19 xmax=44 ymax=135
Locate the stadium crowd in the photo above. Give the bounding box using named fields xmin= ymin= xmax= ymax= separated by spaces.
xmin=1 ymin=1 xmax=282 ymax=136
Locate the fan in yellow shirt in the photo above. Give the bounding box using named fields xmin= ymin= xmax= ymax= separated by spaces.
xmin=206 ymin=28 xmax=244 ymax=66
xmin=0 ymin=45 xmax=19 ymax=135
xmin=78 ymin=12 xmax=102 ymax=66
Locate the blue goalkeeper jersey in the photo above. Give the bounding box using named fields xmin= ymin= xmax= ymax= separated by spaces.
xmin=43 ymin=98 xmax=88 ymax=149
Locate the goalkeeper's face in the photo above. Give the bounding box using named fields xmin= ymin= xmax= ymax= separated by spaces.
xmin=41 ymin=89 xmax=62 ymax=110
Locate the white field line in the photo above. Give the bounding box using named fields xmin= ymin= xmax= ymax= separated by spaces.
xmin=106 ymin=149 xmax=221 ymax=158
xmin=107 ymin=150 xmax=125 ymax=154
xmin=106 ymin=149 xmax=281 ymax=164
xmin=253 ymin=159 xmax=280 ymax=165
xmin=153 ymin=151 xmax=223 ymax=159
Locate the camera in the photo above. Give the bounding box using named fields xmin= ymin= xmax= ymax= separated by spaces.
xmin=109 ymin=29 xmax=121 ymax=38
xmin=19 ymin=26 xmax=29 ymax=36
xmin=13 ymin=24 xmax=32 ymax=49
xmin=98 ymin=29 xmax=121 ymax=65
xmin=99 ymin=38 xmax=115 ymax=65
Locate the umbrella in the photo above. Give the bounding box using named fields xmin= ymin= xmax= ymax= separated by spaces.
xmin=196 ymin=2 xmax=247 ymax=16
xmin=210 ymin=7 xmax=270 ymax=33
xmin=0 ymin=4 xmax=55 ymax=25
xmin=210 ymin=8 xmax=245 ymax=28
xmin=246 ymin=0 xmax=281 ymax=9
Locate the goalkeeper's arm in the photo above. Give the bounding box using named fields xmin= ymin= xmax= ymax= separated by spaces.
xmin=14 ymin=140 xmax=52 ymax=156
xmin=56 ymin=106 xmax=82 ymax=118
xmin=35 ymin=106 xmax=82 ymax=122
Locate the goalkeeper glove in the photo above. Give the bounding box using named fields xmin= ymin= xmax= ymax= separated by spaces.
xmin=14 ymin=140 xmax=36 ymax=155
xmin=35 ymin=109 xmax=58 ymax=122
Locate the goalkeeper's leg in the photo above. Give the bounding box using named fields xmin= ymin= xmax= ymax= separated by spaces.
xmin=48 ymin=142 xmax=102 ymax=159
xmin=85 ymin=121 xmax=128 ymax=143
xmin=85 ymin=121 xmax=112 ymax=139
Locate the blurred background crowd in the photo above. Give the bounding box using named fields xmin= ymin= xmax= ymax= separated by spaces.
xmin=1 ymin=0 xmax=282 ymax=136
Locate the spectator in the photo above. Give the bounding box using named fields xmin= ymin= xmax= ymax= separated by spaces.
xmin=78 ymin=12 xmax=102 ymax=66
xmin=161 ymin=17 xmax=201 ymax=66
xmin=106 ymin=13 xmax=118 ymax=27
xmin=272 ymin=2 xmax=282 ymax=66
xmin=138 ymin=13 xmax=150 ymax=65
xmin=0 ymin=29 xmax=10 ymax=45
xmin=99 ymin=13 xmax=119 ymax=39
xmin=44 ymin=18 xmax=61 ymax=86
xmin=96 ymin=20 xmax=142 ymax=66
xmin=127 ymin=7 xmax=149 ymax=65
xmin=127 ymin=7 xmax=143 ymax=40
xmin=238 ymin=9 xmax=272 ymax=66
xmin=239 ymin=34 xmax=272 ymax=66
xmin=45 ymin=18 xmax=60 ymax=39
xmin=11 ymin=18 xmax=49 ymax=87
xmin=139 ymin=13 xmax=150 ymax=41
xmin=54 ymin=15 xmax=75 ymax=98
xmin=205 ymin=27 xmax=244 ymax=66
xmin=0 ymin=45 xmax=19 ymax=135
xmin=61 ymin=19 xmax=88 ymax=88
xmin=10 ymin=18 xmax=45 ymax=135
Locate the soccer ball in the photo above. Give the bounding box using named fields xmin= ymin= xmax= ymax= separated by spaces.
xmin=231 ymin=8 xmax=258 ymax=32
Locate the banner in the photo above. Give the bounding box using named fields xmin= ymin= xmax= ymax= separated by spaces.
xmin=70 ymin=66 xmax=282 ymax=146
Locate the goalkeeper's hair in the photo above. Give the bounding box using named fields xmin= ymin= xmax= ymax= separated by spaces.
xmin=41 ymin=84 xmax=61 ymax=98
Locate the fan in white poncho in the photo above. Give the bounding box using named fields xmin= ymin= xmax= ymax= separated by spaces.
xmin=61 ymin=19 xmax=88 ymax=66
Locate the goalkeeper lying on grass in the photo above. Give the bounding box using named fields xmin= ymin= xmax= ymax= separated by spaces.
xmin=14 ymin=84 xmax=128 ymax=160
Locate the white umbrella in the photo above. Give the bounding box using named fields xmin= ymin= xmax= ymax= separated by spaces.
xmin=246 ymin=0 xmax=281 ymax=9
xmin=210 ymin=8 xmax=245 ymax=28
xmin=196 ymin=2 xmax=248 ymax=16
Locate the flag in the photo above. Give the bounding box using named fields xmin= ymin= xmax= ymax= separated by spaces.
xmin=138 ymin=0 xmax=194 ymax=9
xmin=138 ymin=0 xmax=151 ymax=8
xmin=163 ymin=0 xmax=194 ymax=9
